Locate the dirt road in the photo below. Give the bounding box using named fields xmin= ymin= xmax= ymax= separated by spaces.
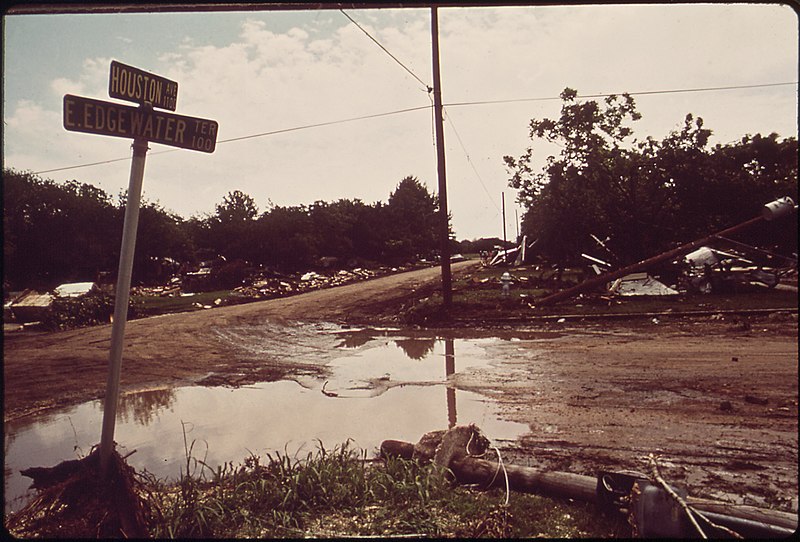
xmin=448 ymin=319 xmax=797 ymax=510
xmin=3 ymin=262 xmax=477 ymax=421
xmin=4 ymin=260 xmax=797 ymax=511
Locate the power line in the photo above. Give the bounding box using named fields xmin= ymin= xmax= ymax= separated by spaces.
xmin=30 ymin=80 xmax=797 ymax=176
xmin=32 ymin=105 xmax=432 ymax=175
xmin=442 ymin=106 xmax=500 ymax=213
xmin=339 ymin=9 xmax=431 ymax=93
xmin=218 ymin=105 xmax=431 ymax=144
xmin=444 ymin=81 xmax=798 ymax=108
xmin=34 ymin=156 xmax=136 ymax=175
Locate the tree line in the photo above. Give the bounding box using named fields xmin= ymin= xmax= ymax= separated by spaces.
xmin=5 ymin=88 xmax=796 ymax=291
xmin=505 ymin=88 xmax=798 ymax=266
xmin=3 ymin=172 xmax=446 ymax=291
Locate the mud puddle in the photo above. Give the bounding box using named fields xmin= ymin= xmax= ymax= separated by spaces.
xmin=5 ymin=333 xmax=529 ymax=513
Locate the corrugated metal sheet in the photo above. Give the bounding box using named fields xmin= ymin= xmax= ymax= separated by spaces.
xmin=54 ymin=282 xmax=97 ymax=298
xmin=9 ymin=290 xmax=55 ymax=323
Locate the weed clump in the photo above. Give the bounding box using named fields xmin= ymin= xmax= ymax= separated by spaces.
xmin=142 ymin=439 xmax=627 ymax=538
xmin=7 ymin=439 xmax=628 ymax=538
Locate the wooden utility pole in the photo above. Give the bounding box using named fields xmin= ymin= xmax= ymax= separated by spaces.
xmin=431 ymin=6 xmax=452 ymax=308
xmin=502 ymin=192 xmax=507 ymax=248
xmin=536 ymin=196 xmax=796 ymax=306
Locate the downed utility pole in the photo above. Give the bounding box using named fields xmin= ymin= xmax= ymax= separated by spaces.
xmin=380 ymin=438 xmax=797 ymax=536
xmin=536 ymin=196 xmax=797 ymax=306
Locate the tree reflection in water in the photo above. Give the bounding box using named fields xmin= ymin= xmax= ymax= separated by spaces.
xmin=117 ymin=388 xmax=177 ymax=426
xmin=336 ymin=332 xmax=373 ymax=349
xmin=394 ymin=338 xmax=436 ymax=360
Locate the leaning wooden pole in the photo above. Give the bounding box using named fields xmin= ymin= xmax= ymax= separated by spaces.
xmin=451 ymin=456 xmax=796 ymax=534
xmin=536 ymin=196 xmax=796 ymax=306
xmin=431 ymin=5 xmax=452 ymax=309
xmin=536 ymin=215 xmax=763 ymax=307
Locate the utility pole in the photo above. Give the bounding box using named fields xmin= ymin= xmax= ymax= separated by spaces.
xmin=431 ymin=6 xmax=452 ymax=308
xmin=501 ymin=192 xmax=508 ymax=255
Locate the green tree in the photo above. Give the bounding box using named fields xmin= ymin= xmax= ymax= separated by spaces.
xmin=3 ymin=169 xmax=119 ymax=289
xmin=386 ymin=176 xmax=440 ymax=262
xmin=207 ymin=190 xmax=260 ymax=262
xmin=258 ymin=204 xmax=318 ymax=270
xmin=131 ymin=199 xmax=195 ymax=284
xmin=504 ymin=88 xmax=646 ymax=263
xmin=215 ymin=189 xmax=259 ymax=222
xmin=505 ymin=88 xmax=798 ymax=264
xmin=309 ymin=200 xmax=357 ymax=260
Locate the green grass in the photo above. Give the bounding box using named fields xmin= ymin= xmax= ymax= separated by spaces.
xmin=131 ymin=290 xmax=235 ymax=316
xmin=140 ymin=439 xmax=629 ymax=538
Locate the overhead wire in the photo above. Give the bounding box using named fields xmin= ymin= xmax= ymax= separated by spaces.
xmin=32 ymin=105 xmax=432 ymax=175
xmin=444 ymin=81 xmax=798 ymax=108
xmin=338 ymin=8 xmax=501 ymax=214
xmin=339 ymin=9 xmax=431 ymax=93
xmin=442 ymin=106 xmax=501 ymax=213
xmin=31 ymin=80 xmax=797 ymax=176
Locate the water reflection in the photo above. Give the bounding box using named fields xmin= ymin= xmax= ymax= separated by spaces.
xmin=5 ymin=335 xmax=529 ymax=514
xmin=117 ymin=388 xmax=176 ymax=426
xmin=445 ymin=339 xmax=457 ymax=429
xmin=336 ymin=333 xmax=373 ymax=349
xmin=394 ymin=338 xmax=436 ymax=360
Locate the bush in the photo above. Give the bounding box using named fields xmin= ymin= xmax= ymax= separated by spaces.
xmin=40 ymin=290 xmax=139 ymax=331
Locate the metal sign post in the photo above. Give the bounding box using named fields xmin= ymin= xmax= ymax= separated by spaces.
xmin=99 ymin=136 xmax=148 ymax=472
xmin=63 ymin=60 xmax=218 ymax=474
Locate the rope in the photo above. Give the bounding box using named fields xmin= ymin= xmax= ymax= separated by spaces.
xmin=491 ymin=446 xmax=510 ymax=507
xmin=688 ymin=506 xmax=744 ymax=539
xmin=647 ymin=454 xmax=707 ymax=538
xmin=465 ymin=430 xmax=487 ymax=458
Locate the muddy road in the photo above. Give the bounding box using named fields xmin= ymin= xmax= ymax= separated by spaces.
xmin=3 ymin=261 xmax=477 ymax=421
xmin=4 ymin=260 xmax=798 ymax=510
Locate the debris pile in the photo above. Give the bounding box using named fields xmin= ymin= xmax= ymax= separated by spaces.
xmin=231 ymin=267 xmax=391 ymax=300
xmin=7 ymin=446 xmax=151 ymax=538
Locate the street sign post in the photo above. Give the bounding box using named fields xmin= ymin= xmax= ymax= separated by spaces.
xmin=109 ymin=60 xmax=178 ymax=111
xmin=62 ymin=61 xmax=218 ymax=473
xmin=64 ymin=94 xmax=218 ymax=153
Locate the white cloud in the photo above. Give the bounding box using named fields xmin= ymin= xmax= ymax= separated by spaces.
xmin=3 ymin=5 xmax=796 ymax=240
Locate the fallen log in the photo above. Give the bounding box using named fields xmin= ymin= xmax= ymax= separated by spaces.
xmin=380 ymin=439 xmax=797 ymax=533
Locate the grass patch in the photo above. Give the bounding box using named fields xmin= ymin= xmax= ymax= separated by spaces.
xmin=131 ymin=290 xmax=235 ymax=316
xmin=138 ymin=439 xmax=628 ymax=538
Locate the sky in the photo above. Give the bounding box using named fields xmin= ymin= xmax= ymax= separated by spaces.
xmin=3 ymin=3 xmax=798 ymax=241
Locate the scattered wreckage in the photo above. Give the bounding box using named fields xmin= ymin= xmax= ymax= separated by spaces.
xmin=536 ymin=196 xmax=797 ymax=305
xmin=5 ymin=282 xmax=99 ymax=324
xmin=3 ymin=260 xmax=425 ymax=328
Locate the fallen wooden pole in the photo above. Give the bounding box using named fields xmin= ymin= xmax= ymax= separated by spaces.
xmin=380 ymin=440 xmax=797 ymax=533
xmin=535 ymin=215 xmax=764 ymax=306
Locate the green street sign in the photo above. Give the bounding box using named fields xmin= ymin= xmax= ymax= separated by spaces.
xmin=63 ymin=94 xmax=218 ymax=153
xmin=109 ymin=60 xmax=178 ymax=111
